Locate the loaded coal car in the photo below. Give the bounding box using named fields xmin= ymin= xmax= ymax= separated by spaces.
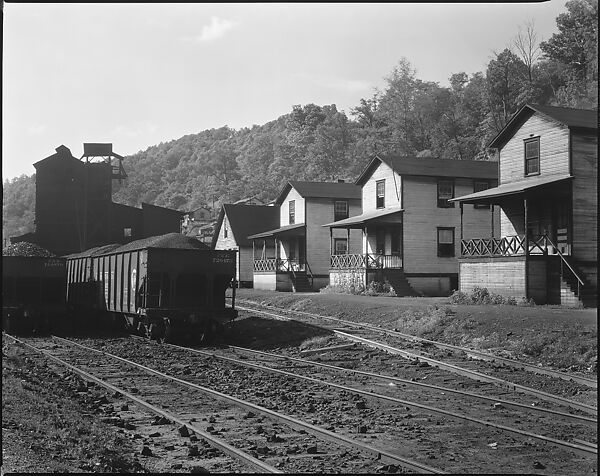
xmin=2 ymin=243 xmax=67 ymax=335
xmin=65 ymin=233 xmax=238 ymax=341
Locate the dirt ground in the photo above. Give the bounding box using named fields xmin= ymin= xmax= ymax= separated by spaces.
xmin=2 ymin=289 xmax=596 ymax=473
xmin=235 ymin=289 xmax=598 ymax=372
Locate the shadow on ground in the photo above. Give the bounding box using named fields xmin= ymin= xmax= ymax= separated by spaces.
xmin=224 ymin=315 xmax=333 ymax=350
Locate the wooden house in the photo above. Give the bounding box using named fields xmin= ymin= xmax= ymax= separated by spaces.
xmin=324 ymin=156 xmax=499 ymax=296
xmin=212 ymin=204 xmax=279 ymax=287
xmin=248 ymin=181 xmax=362 ymax=292
xmin=452 ymin=104 xmax=597 ymax=306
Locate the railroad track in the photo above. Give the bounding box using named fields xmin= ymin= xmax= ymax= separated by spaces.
xmin=236 ymin=301 xmax=597 ymax=416
xmin=236 ymin=299 xmax=596 ymax=388
xmin=30 ymin=333 xmax=600 ymax=473
xmin=5 ymin=334 xmax=442 ymax=474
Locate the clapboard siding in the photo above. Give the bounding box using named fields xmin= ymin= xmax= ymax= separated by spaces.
xmin=280 ymin=188 xmax=305 ymax=226
xmin=213 ymin=214 xmax=237 ymax=250
xmin=403 ymin=176 xmax=497 ymax=274
xmin=500 ymin=114 xmax=570 ymax=183
xmin=362 ymin=162 xmax=402 ymax=210
xmin=306 ymin=198 xmax=362 ymax=276
xmin=571 ymin=131 xmax=598 ymax=264
xmin=500 ymin=197 xmax=525 ymax=237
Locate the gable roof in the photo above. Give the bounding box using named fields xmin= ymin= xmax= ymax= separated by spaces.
xmin=34 ymin=145 xmax=83 ymax=170
xmin=489 ymin=104 xmax=598 ymax=149
xmin=211 ymin=204 xmax=280 ymax=248
xmin=356 ymin=156 xmax=498 ymax=186
xmin=275 ymin=180 xmax=361 ymax=204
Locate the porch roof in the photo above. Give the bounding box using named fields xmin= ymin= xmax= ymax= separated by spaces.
xmin=322 ymin=207 xmax=404 ymax=229
xmin=247 ymin=223 xmax=305 ymax=239
xmin=450 ymin=174 xmax=573 ymax=204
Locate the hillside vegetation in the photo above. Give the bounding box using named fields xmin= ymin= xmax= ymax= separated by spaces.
xmin=3 ymin=1 xmax=597 ymax=242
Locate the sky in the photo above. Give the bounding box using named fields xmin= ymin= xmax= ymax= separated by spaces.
xmin=2 ymin=1 xmax=570 ymax=180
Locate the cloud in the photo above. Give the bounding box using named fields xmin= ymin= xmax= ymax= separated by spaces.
xmin=298 ymin=73 xmax=371 ymax=93
xmin=112 ymin=122 xmax=158 ymax=138
xmin=194 ymin=16 xmax=239 ymax=42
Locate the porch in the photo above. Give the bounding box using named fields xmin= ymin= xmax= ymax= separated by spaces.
xmin=248 ymin=224 xmax=313 ymax=292
xmin=453 ymin=175 xmax=593 ymax=306
xmin=323 ymin=207 xmax=418 ymax=296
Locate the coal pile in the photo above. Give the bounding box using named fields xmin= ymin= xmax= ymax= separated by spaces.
xmin=2 ymin=242 xmax=56 ymax=257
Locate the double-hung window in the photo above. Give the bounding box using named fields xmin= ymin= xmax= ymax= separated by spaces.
xmin=437 ymin=227 xmax=455 ymax=257
xmin=525 ymin=137 xmax=540 ymax=176
xmin=437 ymin=179 xmax=455 ymax=208
xmin=376 ymin=180 xmax=385 ymax=209
xmin=334 ymin=201 xmax=349 ymax=221
xmin=473 ymin=181 xmax=490 ymax=209
xmin=333 ymin=238 xmax=348 ymax=255
xmin=289 ymin=200 xmax=295 ymax=225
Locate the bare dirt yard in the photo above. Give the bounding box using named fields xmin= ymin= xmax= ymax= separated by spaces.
xmin=235 ymin=289 xmax=598 ymax=373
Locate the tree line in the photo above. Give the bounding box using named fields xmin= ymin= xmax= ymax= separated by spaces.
xmin=3 ymin=0 xmax=597 ymax=242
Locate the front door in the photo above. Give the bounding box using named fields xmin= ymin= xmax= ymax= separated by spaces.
xmin=554 ymin=201 xmax=571 ymax=255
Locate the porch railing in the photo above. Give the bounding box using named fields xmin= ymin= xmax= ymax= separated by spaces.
xmin=461 ymin=234 xmax=572 ymax=257
xmin=461 ymin=234 xmax=584 ymax=297
xmin=254 ymin=258 xmax=305 ymax=272
xmin=330 ymin=253 xmax=402 ymax=269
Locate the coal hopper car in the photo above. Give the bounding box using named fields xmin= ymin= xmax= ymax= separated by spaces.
xmin=2 ymin=243 xmax=67 ymax=335
xmin=65 ymin=233 xmax=238 ymax=341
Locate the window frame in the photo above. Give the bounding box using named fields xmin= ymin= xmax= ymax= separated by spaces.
xmin=333 ymin=238 xmax=348 ymax=255
xmin=437 ymin=179 xmax=455 ymax=208
xmin=437 ymin=227 xmax=455 ymax=257
xmin=524 ymin=137 xmax=540 ymax=176
xmin=376 ymin=180 xmax=385 ymax=209
xmin=334 ymin=200 xmax=349 ymax=221
xmin=473 ymin=180 xmax=490 ymax=209
xmin=289 ymin=200 xmax=295 ymax=225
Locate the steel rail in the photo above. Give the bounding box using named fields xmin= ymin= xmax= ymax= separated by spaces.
xmin=161 ymin=341 xmax=597 ymax=458
xmin=4 ymin=334 xmax=281 ymax=474
xmin=237 ymin=300 xmax=597 ymax=389
xmin=52 ymin=335 xmax=445 ymax=474
xmin=236 ymin=304 xmax=598 ymax=416
xmin=224 ymin=345 xmax=596 ymax=426
xmin=336 ymin=330 xmax=598 ymax=417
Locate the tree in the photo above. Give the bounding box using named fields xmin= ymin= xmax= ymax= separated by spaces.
xmin=513 ymin=20 xmax=542 ymax=83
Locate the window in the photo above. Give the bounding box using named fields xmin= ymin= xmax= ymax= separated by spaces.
xmin=376 ymin=180 xmax=385 ymax=208
xmin=123 ymin=227 xmax=132 ymax=237
xmin=437 ymin=227 xmax=455 ymax=257
xmin=524 ymin=137 xmax=540 ymax=175
xmin=289 ymin=200 xmax=295 ymax=224
xmin=437 ymin=179 xmax=455 ymax=208
xmin=224 ymin=222 xmax=228 ymax=238
xmin=473 ymin=181 xmax=490 ymax=209
xmin=334 ymin=238 xmax=348 ymax=255
xmin=334 ymin=201 xmax=349 ymax=221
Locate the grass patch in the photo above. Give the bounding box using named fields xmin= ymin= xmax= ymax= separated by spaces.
xmin=321 ymin=279 xmax=397 ymax=297
xmin=449 ymin=287 xmax=534 ymax=306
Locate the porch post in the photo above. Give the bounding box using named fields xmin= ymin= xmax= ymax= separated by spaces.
xmin=252 ymin=240 xmax=255 ymax=262
xmin=329 ymin=227 xmax=333 ymax=258
xmin=364 ymin=225 xmax=369 ymax=289
xmin=524 ymin=197 xmax=529 ymax=300
xmin=491 ymin=204 xmax=494 ymax=238
xmin=347 ymin=228 xmax=350 ymax=253
xmin=460 ymin=202 xmax=464 ymax=241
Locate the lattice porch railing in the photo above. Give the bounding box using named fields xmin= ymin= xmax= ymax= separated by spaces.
xmin=330 ymin=253 xmax=402 ymax=269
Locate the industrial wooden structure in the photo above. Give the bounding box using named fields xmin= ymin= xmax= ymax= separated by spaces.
xmin=324 ymin=156 xmax=499 ymax=296
xmin=452 ymin=104 xmax=597 ymax=306
xmin=13 ymin=144 xmax=182 ymax=256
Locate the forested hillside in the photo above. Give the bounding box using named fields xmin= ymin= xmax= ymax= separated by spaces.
xmin=3 ymin=1 xmax=597 ymax=243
